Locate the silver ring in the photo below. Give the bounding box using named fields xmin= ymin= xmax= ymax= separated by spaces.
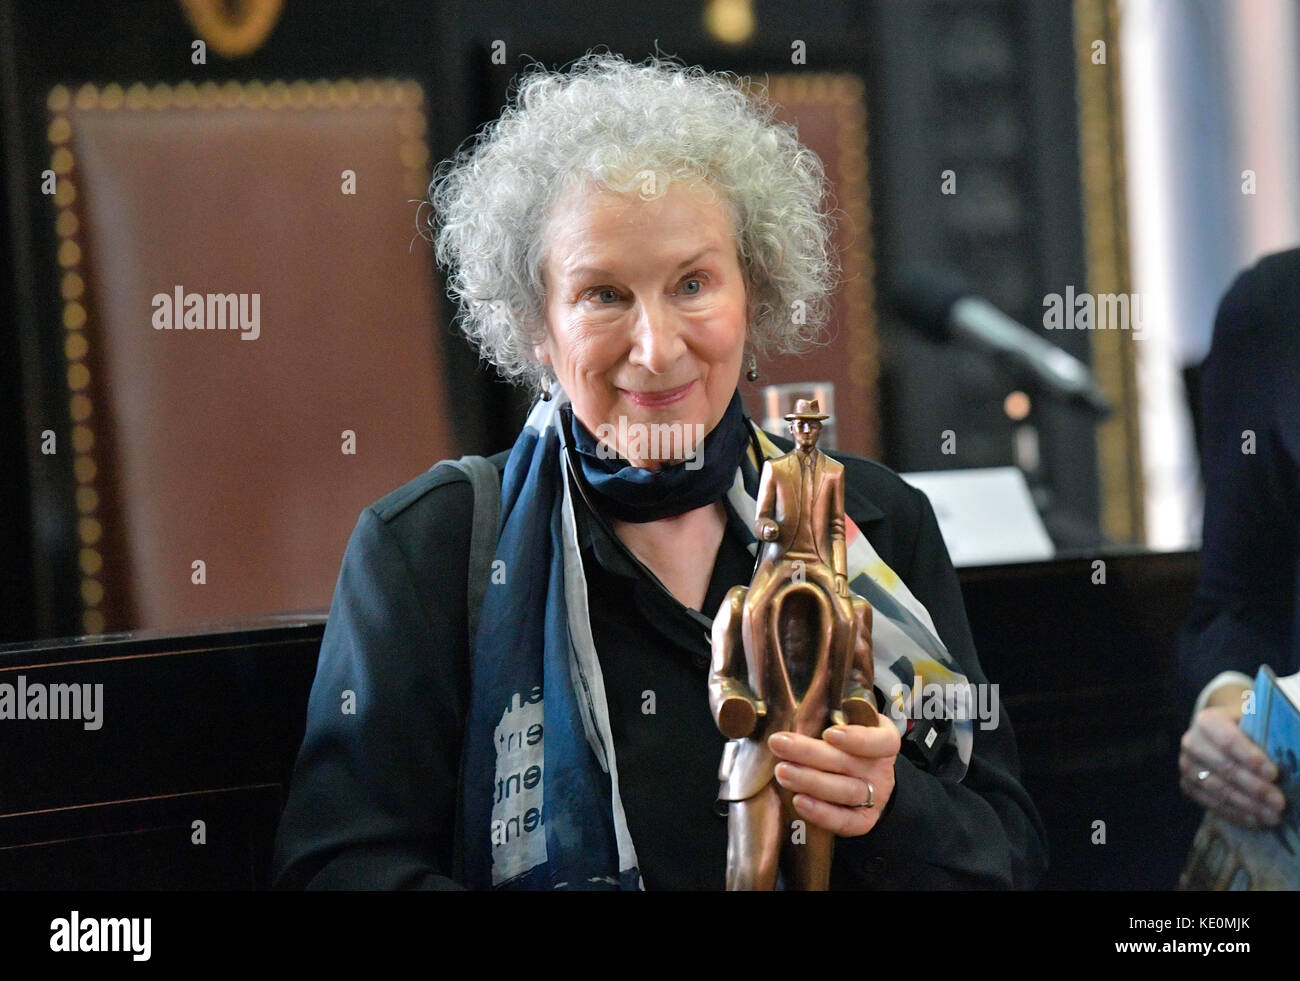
xmin=1196 ymin=769 xmax=1211 ymax=782
xmin=854 ymin=780 xmax=875 ymax=809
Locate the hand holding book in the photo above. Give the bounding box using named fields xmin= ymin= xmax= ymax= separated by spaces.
xmin=1179 ymin=667 xmax=1300 ymax=890
xmin=1179 ymin=703 xmax=1284 ymax=828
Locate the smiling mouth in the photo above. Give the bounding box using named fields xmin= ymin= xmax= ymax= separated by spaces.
xmin=620 ymin=380 xmax=695 ymax=408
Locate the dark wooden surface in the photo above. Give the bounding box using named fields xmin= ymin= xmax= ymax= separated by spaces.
xmin=0 ymin=617 xmax=324 ymax=889
xmin=962 ymin=548 xmax=1203 ymax=889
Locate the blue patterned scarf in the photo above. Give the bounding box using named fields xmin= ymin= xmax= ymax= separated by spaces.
xmin=460 ymin=384 xmax=971 ymax=890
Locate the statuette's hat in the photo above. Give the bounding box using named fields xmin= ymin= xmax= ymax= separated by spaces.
xmin=784 ymin=398 xmax=830 ymax=422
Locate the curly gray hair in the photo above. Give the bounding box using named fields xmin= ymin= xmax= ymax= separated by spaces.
xmin=427 ymin=50 xmax=840 ymax=395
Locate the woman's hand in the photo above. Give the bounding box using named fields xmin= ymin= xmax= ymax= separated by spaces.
xmin=768 ymin=714 xmax=902 ymax=837
xmin=1179 ymin=705 xmax=1285 ymax=827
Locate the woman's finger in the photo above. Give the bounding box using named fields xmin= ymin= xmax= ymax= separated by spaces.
xmin=1186 ymin=709 xmax=1277 ymax=780
xmin=1180 ymin=743 xmax=1282 ymax=807
xmin=790 ymin=791 xmax=879 ymax=837
xmin=767 ymin=729 xmax=862 ymax=771
xmin=1181 ymin=709 xmax=1285 ymax=819
xmin=1180 ymin=773 xmax=1275 ymax=828
xmin=1180 ymin=750 xmax=1285 ymax=823
xmin=774 ymin=760 xmax=873 ymax=807
xmin=1191 ymin=773 xmax=1280 ymax=824
xmin=768 ymin=725 xmax=896 ymax=773
xmin=824 ymin=720 xmax=901 ymax=759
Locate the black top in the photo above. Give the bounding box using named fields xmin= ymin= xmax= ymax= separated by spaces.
xmin=271 ymin=432 xmax=1048 ymax=889
xmin=572 ymin=455 xmax=755 ymax=889
xmin=1176 ymin=247 xmax=1300 ymax=709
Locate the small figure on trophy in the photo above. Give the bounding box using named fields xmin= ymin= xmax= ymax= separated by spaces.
xmin=708 ymin=398 xmax=878 ymax=890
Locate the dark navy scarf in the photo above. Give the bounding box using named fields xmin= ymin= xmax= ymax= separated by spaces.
xmin=564 ymin=388 xmax=751 ymax=523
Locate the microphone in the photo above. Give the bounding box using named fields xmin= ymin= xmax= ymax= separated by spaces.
xmin=890 ymin=265 xmax=1112 ymax=419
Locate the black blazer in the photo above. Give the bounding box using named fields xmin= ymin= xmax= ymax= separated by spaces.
xmin=1176 ymin=247 xmax=1300 ymax=710
xmin=271 ymin=435 xmax=1048 ymax=889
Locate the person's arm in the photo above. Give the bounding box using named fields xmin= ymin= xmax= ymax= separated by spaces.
xmin=1191 ymin=672 xmax=1253 ymax=720
xmin=271 ymin=476 xmax=474 ymax=889
xmin=1176 ymin=258 xmax=1295 ymax=826
xmin=832 ymin=486 xmax=1048 ymax=889
xmin=1176 ymin=259 xmax=1297 ymax=706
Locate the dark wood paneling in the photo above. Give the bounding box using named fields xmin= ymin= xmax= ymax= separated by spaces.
xmin=964 ymin=549 xmax=1203 ymax=889
xmin=0 ymin=619 xmax=323 ymax=889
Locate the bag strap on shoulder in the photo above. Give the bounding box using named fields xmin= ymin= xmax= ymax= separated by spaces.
xmin=440 ymin=455 xmax=501 ymax=650
xmin=437 ymin=454 xmax=499 ymax=888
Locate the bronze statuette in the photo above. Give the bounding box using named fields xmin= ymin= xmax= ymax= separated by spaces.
xmin=709 ymin=398 xmax=877 ymax=890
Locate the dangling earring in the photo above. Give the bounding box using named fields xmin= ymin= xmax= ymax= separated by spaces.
xmin=540 ymin=379 xmax=553 ymax=402
xmin=745 ymin=351 xmax=759 ymax=383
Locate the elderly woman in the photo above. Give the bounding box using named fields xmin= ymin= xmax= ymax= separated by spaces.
xmin=272 ymin=52 xmax=1046 ymax=890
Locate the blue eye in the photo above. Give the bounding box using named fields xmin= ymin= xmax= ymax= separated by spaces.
xmin=681 ymin=274 xmax=707 ymax=295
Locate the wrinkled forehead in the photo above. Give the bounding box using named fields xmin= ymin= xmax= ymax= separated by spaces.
xmin=539 ymin=177 xmax=742 ymax=283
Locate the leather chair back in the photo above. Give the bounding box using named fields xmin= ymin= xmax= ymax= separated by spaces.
xmin=49 ymin=79 xmax=454 ymax=633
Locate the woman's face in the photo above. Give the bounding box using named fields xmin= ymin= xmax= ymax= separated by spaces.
xmin=537 ymin=179 xmax=750 ymax=469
